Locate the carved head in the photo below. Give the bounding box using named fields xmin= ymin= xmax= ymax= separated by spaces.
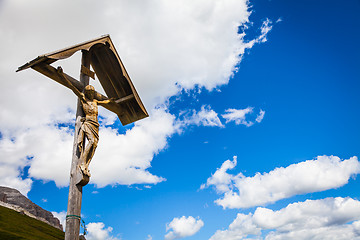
xmin=84 ymin=85 xmax=95 ymax=100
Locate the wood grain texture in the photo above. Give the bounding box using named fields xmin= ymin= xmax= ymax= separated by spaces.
xmin=65 ymin=50 xmax=90 ymax=240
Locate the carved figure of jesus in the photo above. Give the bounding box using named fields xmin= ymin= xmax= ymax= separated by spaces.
xmin=57 ymin=67 xmax=113 ymax=177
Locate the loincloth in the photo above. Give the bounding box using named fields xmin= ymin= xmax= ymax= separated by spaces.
xmin=78 ymin=118 xmax=99 ymax=142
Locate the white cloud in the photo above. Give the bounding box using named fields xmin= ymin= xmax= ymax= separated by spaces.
xmin=0 ymin=125 xmax=73 ymax=188
xmin=52 ymin=211 xmax=66 ymax=231
xmin=0 ymin=131 xmax=32 ymax=196
xmin=0 ymin=0 xmax=273 ymax=190
xmin=0 ymin=170 xmax=32 ymax=197
xmin=182 ymin=105 xmax=267 ymax=128
xmin=86 ymin=222 xmax=120 ymax=240
xmin=146 ymin=235 xmax=153 ymax=240
xmin=222 ymin=107 xmax=255 ymax=126
xmin=210 ymin=197 xmax=360 ymax=240
xmin=183 ymin=105 xmax=223 ymax=127
xmin=203 ymin=156 xmax=360 ymax=209
xmin=257 ymin=18 xmax=273 ymax=43
xmin=210 ymin=213 xmax=260 ymax=240
xmin=255 ymin=109 xmax=265 ymax=123
xmin=200 ymin=156 xmax=239 ymax=193
xmin=0 ymin=0 xmax=261 ymax=127
xmin=165 ymin=216 xmax=204 ymax=240
xmin=91 ymin=108 xmax=178 ymax=187
xmin=0 ymin=108 xmax=177 ymax=188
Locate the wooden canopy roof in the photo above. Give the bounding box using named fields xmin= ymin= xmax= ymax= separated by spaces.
xmin=17 ymin=35 xmax=148 ymax=125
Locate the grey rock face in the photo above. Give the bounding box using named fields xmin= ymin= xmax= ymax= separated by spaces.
xmin=0 ymin=186 xmax=63 ymax=231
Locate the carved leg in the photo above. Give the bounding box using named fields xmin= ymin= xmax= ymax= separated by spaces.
xmin=77 ymin=129 xmax=88 ymax=175
xmin=84 ymin=140 xmax=98 ymax=173
xmin=81 ymin=132 xmax=98 ymax=177
xmin=80 ymin=144 xmax=91 ymax=176
xmin=77 ymin=129 xmax=85 ymax=154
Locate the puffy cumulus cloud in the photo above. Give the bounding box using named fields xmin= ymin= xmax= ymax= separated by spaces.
xmin=91 ymin=108 xmax=179 ymax=187
xmin=165 ymin=216 xmax=204 ymax=240
xmin=0 ymin=145 xmax=32 ymax=196
xmin=0 ymin=123 xmax=74 ymax=195
xmin=210 ymin=197 xmax=360 ymax=240
xmin=222 ymin=107 xmax=265 ymax=127
xmin=0 ymin=0 xmax=272 ymax=190
xmin=86 ymin=222 xmax=120 ymax=240
xmin=0 ymin=0 xmax=265 ymax=128
xmin=210 ymin=213 xmax=261 ymax=240
xmin=203 ymin=156 xmax=360 ymax=209
xmin=182 ymin=105 xmax=224 ymax=127
xmin=0 ymin=125 xmax=73 ymax=189
xmin=115 ymin=0 xmax=255 ymax=103
xmin=0 ymin=108 xmax=178 ymax=188
xmin=200 ymin=156 xmax=239 ymax=193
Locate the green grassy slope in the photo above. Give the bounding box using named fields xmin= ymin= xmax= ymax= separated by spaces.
xmin=0 ymin=205 xmax=64 ymax=240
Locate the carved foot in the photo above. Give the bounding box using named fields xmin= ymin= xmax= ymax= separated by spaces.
xmin=86 ymin=169 xmax=91 ymax=177
xmin=75 ymin=166 xmax=90 ymax=186
xmin=80 ymin=164 xmax=91 ymax=177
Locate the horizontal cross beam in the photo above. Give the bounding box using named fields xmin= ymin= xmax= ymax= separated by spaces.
xmin=32 ymin=63 xmax=108 ymax=100
xmin=115 ymin=94 xmax=134 ymax=104
xmin=31 ymin=63 xmax=123 ymax=116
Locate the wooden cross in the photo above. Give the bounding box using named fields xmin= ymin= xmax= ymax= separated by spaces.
xmin=17 ymin=35 xmax=148 ymax=240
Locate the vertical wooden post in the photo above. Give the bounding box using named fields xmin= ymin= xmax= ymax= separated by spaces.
xmin=65 ymin=50 xmax=90 ymax=240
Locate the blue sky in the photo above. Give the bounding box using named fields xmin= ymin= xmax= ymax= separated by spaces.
xmin=0 ymin=0 xmax=360 ymax=239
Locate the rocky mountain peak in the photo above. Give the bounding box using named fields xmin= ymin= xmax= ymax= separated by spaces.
xmin=0 ymin=186 xmax=63 ymax=231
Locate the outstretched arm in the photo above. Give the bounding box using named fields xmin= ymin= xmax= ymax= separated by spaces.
xmin=97 ymin=98 xmax=116 ymax=106
xmin=57 ymin=66 xmax=85 ymax=101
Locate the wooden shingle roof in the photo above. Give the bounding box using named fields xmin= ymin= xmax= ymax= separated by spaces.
xmin=17 ymin=35 xmax=148 ymax=125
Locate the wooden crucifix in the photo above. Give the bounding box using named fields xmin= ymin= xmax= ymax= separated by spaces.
xmin=17 ymin=35 xmax=148 ymax=240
